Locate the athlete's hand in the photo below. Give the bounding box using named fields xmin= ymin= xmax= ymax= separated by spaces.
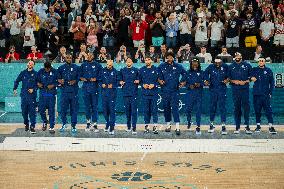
xmin=90 ymin=77 xmax=97 ymax=82
xmin=189 ymin=85 xmax=195 ymax=89
xmin=251 ymin=77 xmax=257 ymax=82
xmin=120 ymin=81 xmax=125 ymax=86
xmin=108 ymin=84 xmax=113 ymax=88
xmin=13 ymin=90 xmax=17 ymax=96
xmin=204 ymin=80 xmax=210 ymax=86
xmin=28 ymin=89 xmax=34 ymax=93
xmin=223 ymin=79 xmax=230 ymax=84
xmin=158 ymin=79 xmax=165 ymax=85
xmin=69 ymin=80 xmax=76 ymax=85
xmin=102 ymin=84 xmax=106 ymax=88
xmin=47 ymin=84 xmax=55 ymax=90
xmin=134 ymin=80 xmax=139 ymax=84
xmin=58 ymin=79 xmax=64 ymax=85
xmin=194 ymin=83 xmax=201 ymax=88
xmin=80 ymin=77 xmax=87 ymax=82
xmin=149 ymin=84 xmax=155 ymax=89
xmin=37 ymin=82 xmax=43 ymax=88
xmin=143 ymin=84 xmax=149 ymax=89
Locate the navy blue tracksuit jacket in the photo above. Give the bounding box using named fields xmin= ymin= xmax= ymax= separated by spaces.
xmin=251 ymin=66 xmax=274 ymax=124
xmin=14 ymin=69 xmax=37 ymax=128
xmin=228 ymin=61 xmax=252 ymax=128
xmin=120 ymin=66 xmax=139 ymax=130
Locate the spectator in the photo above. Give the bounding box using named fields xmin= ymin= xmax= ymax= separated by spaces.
xmin=102 ymin=10 xmax=115 ymax=47
xmin=27 ymin=46 xmax=43 ymax=60
xmin=53 ymin=0 xmax=67 ymax=33
xmin=23 ymin=20 xmax=36 ymax=56
xmin=46 ymin=6 xmax=61 ymax=28
xmin=5 ymin=45 xmax=20 ymax=63
xmin=116 ymin=9 xmax=131 ymax=47
xmin=260 ymin=14 xmax=275 ymax=47
xmin=196 ymin=46 xmax=212 ymax=63
xmin=147 ymin=45 xmax=159 ymax=63
xmin=252 ymin=45 xmax=265 ymax=61
xmin=217 ymin=46 xmax=231 ymax=57
xmin=75 ymin=43 xmax=88 ymax=63
xmin=129 ymin=13 xmax=148 ymax=48
xmin=52 ymin=46 xmax=67 ymax=63
xmin=209 ymin=16 xmax=224 ymax=48
xmin=242 ymin=11 xmax=259 ymax=48
xmin=135 ymin=43 xmax=146 ymax=63
xmin=273 ymin=15 xmax=284 ymax=47
xmin=33 ymin=0 xmax=48 ymax=21
xmin=46 ymin=25 xmax=59 ymax=59
xmin=84 ymin=6 xmax=97 ymax=27
xmin=70 ymin=15 xmax=87 ymax=54
xmin=97 ymin=46 xmax=111 ymax=63
xmin=179 ymin=13 xmax=192 ymax=46
xmin=116 ymin=45 xmax=131 ymax=63
xmin=159 ymin=44 xmax=168 ymax=62
xmin=86 ymin=17 xmax=98 ymax=53
xmin=176 ymin=44 xmax=194 ymax=63
xmin=225 ymin=10 xmax=241 ymax=48
xmin=7 ymin=12 xmax=22 ymax=51
xmin=165 ymin=13 xmax=179 ymax=48
xmin=150 ymin=11 xmax=165 ymax=47
xmin=194 ymin=14 xmax=208 ymax=47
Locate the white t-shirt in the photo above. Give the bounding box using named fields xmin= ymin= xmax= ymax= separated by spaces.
xmin=260 ymin=21 xmax=274 ymax=39
xmin=210 ymin=21 xmax=224 ymax=41
xmin=196 ymin=52 xmax=212 ymax=63
xmin=179 ymin=21 xmax=192 ymax=34
xmin=195 ymin=21 xmax=208 ymax=41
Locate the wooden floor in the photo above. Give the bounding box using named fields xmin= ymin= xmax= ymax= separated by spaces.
xmin=0 ymin=152 xmax=284 ymax=189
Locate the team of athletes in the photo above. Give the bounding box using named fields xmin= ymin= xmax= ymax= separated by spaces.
xmin=13 ymin=51 xmax=277 ymax=135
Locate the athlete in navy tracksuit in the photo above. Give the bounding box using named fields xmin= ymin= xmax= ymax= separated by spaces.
xmin=36 ymin=61 xmax=57 ymax=134
xmin=80 ymin=52 xmax=102 ymax=132
xmin=99 ymin=59 xmax=119 ymax=135
xmin=14 ymin=61 xmax=37 ymax=134
xmin=204 ymin=58 xmax=229 ymax=135
xmin=119 ymin=57 xmax=140 ymax=134
xmin=228 ymin=53 xmax=252 ymax=134
xmin=251 ymin=57 xmax=277 ymax=134
xmin=139 ymin=54 xmax=160 ymax=134
xmin=157 ymin=51 xmax=186 ymax=135
xmin=57 ymin=54 xmax=80 ymax=133
xmin=181 ymin=58 xmax=204 ymax=134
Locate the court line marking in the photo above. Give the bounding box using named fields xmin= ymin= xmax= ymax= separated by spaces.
xmin=0 ymin=112 xmax=7 ymax=118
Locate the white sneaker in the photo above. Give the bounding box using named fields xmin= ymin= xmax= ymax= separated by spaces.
xmin=125 ymin=129 xmax=131 ymax=132
xmin=109 ymin=130 xmax=114 ymax=135
xmin=234 ymin=129 xmax=240 ymax=134
xmin=132 ymin=130 xmax=137 ymax=135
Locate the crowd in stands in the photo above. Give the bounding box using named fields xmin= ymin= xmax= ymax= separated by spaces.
xmin=0 ymin=0 xmax=283 ymax=63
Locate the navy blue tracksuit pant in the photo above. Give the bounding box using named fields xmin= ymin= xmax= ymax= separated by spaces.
xmin=39 ymin=95 xmax=56 ymax=128
xmin=83 ymin=91 xmax=99 ymax=123
xmin=21 ymin=96 xmax=37 ymax=128
xmin=102 ymin=90 xmax=116 ymax=131
xmin=186 ymin=91 xmax=202 ymax=126
xmin=123 ymin=96 xmax=137 ymax=130
xmin=253 ymin=95 xmax=273 ymax=124
xmin=162 ymin=92 xmax=180 ymax=123
xmin=143 ymin=96 xmax=158 ymax=124
xmin=60 ymin=92 xmax=79 ymax=126
xmin=209 ymin=90 xmax=226 ymax=123
xmin=232 ymin=88 xmax=250 ymax=129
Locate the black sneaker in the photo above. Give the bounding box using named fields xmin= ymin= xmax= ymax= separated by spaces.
xmin=42 ymin=123 xmax=47 ymax=131
xmin=269 ymin=127 xmax=277 ymax=134
xmin=221 ymin=126 xmax=227 ymax=135
xmin=245 ymin=126 xmax=252 ymax=134
xmin=92 ymin=124 xmax=99 ymax=133
xmin=25 ymin=125 xmax=29 ymax=131
xmin=187 ymin=122 xmax=192 ymax=129
xmin=30 ymin=127 xmax=36 ymax=134
xmin=153 ymin=126 xmax=159 ymax=134
xmin=49 ymin=128 xmax=55 ymax=134
xmin=165 ymin=126 xmax=171 ymax=132
xmin=85 ymin=123 xmax=91 ymax=132
xmin=195 ymin=127 xmax=201 ymax=135
xmin=144 ymin=125 xmax=150 ymax=133
xmin=255 ymin=125 xmax=261 ymax=133
xmin=175 ymin=129 xmax=181 ymax=136
xmin=208 ymin=123 xmax=214 ymax=133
